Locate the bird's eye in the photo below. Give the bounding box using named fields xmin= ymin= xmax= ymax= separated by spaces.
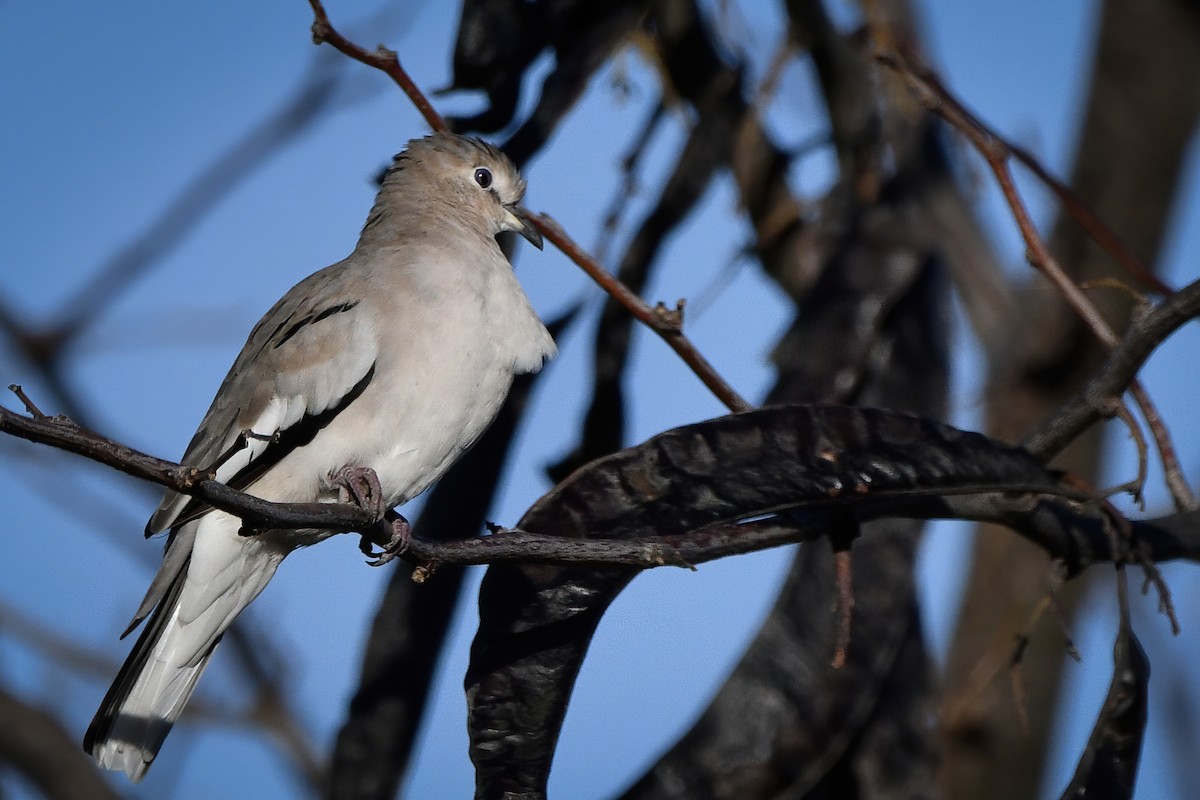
xmin=474 ymin=167 xmax=493 ymax=189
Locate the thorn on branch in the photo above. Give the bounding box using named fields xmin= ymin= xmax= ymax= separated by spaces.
xmin=653 ymin=299 xmax=685 ymax=331
xmin=310 ymin=20 xmax=330 ymax=45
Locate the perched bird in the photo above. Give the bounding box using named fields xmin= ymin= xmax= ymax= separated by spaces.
xmin=83 ymin=132 xmax=555 ymax=782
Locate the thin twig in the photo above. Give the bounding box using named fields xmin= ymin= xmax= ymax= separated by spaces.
xmin=1008 ymin=144 xmax=1174 ymax=297
xmin=531 ymin=214 xmax=752 ymax=412
xmin=831 ymin=548 xmax=854 ymax=668
xmin=1128 ymin=380 xmax=1197 ymax=509
xmin=306 ymin=1 xmax=751 ymax=416
xmin=1024 ymin=278 xmax=1200 ymax=477
xmin=1103 ymin=403 xmax=1148 ymax=507
xmin=308 ymin=0 xmax=446 ymax=132
xmin=876 ymin=46 xmax=1197 ymax=510
xmin=878 ymin=51 xmax=1114 ymax=345
xmin=8 ymin=384 xmax=47 ymax=419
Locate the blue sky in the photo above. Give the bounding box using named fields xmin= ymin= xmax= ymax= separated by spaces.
xmin=2 ymin=1 xmax=1198 ymax=798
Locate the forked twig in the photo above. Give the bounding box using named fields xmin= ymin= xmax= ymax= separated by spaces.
xmin=875 ymin=44 xmax=1197 ymax=511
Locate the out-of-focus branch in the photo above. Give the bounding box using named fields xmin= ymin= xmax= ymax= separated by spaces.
xmin=1025 ymin=278 xmax=1200 ymax=459
xmin=0 ymin=687 xmax=125 ymax=800
xmin=1007 ymin=145 xmax=1173 ymax=297
xmin=0 ymin=601 xmax=116 ymax=679
xmin=594 ymin=100 xmax=666 ymax=265
xmin=0 ymin=601 xmax=322 ymax=787
xmin=307 ymin=0 xmax=751 ymax=418
xmin=53 ymin=68 xmax=353 ymax=350
xmin=0 ymin=49 xmax=362 ymax=426
xmin=499 ymin=0 xmax=649 ymax=166
xmin=875 ymin=40 xmax=1196 ymax=512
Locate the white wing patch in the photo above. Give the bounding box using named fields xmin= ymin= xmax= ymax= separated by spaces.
xmin=209 ymin=396 xmax=292 ymax=487
xmin=148 ymin=298 xmax=378 ymax=535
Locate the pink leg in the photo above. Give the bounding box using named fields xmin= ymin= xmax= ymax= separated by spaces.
xmin=329 ymin=466 xmax=408 ymax=566
xmin=359 ymin=511 xmax=412 ymax=567
xmin=330 ymin=465 xmax=385 ymax=520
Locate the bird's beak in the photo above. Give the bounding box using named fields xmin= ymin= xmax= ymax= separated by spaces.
xmin=507 ymin=204 xmax=544 ymax=250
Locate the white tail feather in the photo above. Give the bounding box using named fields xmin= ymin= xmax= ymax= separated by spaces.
xmin=86 ymin=513 xmax=286 ymax=782
xmin=90 ymin=606 xmax=220 ymax=782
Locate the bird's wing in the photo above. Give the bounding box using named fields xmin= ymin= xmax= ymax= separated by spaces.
xmin=146 ymin=262 xmax=380 ymax=537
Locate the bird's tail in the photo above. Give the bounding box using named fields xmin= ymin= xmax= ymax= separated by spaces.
xmin=84 ymin=520 xmax=284 ymax=783
xmin=83 ymin=563 xmax=218 ymax=783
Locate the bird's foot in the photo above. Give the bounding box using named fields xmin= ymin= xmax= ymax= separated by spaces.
xmin=360 ymin=511 xmax=412 ymax=567
xmin=331 ymin=466 xmax=406 ymax=566
xmin=330 ymin=465 xmax=385 ymax=522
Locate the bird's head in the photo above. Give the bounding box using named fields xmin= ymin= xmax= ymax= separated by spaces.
xmin=384 ymin=132 xmax=543 ymax=250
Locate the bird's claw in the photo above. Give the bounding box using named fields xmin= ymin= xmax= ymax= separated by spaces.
xmin=359 ymin=513 xmax=411 ymax=567
xmin=331 ymin=465 xmax=385 ymax=521
xmin=332 ymin=466 xmax=406 ymax=566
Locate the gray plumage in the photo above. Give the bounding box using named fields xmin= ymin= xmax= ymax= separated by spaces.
xmin=84 ymin=133 xmax=554 ymax=782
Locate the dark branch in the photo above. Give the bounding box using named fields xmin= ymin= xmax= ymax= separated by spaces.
xmin=6 ymin=398 xmax=1198 ymax=575
xmin=1024 ymin=278 xmax=1200 ymax=460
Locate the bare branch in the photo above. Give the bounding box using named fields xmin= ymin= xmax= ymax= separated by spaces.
xmin=306 ymin=0 xmax=752 ymax=420
xmin=0 ymin=687 xmax=124 ymax=800
xmin=530 ymin=214 xmax=752 ymax=413
xmin=875 ymin=43 xmax=1198 ymax=510
xmin=7 ymin=395 xmax=1200 ymax=574
xmin=308 ymin=0 xmax=446 ymax=132
xmin=1023 ymin=278 xmax=1200 ymax=463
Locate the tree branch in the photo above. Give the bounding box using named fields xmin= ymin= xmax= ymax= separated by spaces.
xmin=1024 ymin=278 xmax=1200 ymax=460
xmin=875 ymin=41 xmax=1197 ymax=510
xmin=5 ymin=397 xmax=1199 ymax=572
xmin=305 ymin=0 xmax=752 ymax=417
xmin=307 ymin=0 xmax=446 ymax=132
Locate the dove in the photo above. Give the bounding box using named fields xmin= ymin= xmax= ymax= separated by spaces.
xmin=83 ymin=132 xmax=555 ymax=782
